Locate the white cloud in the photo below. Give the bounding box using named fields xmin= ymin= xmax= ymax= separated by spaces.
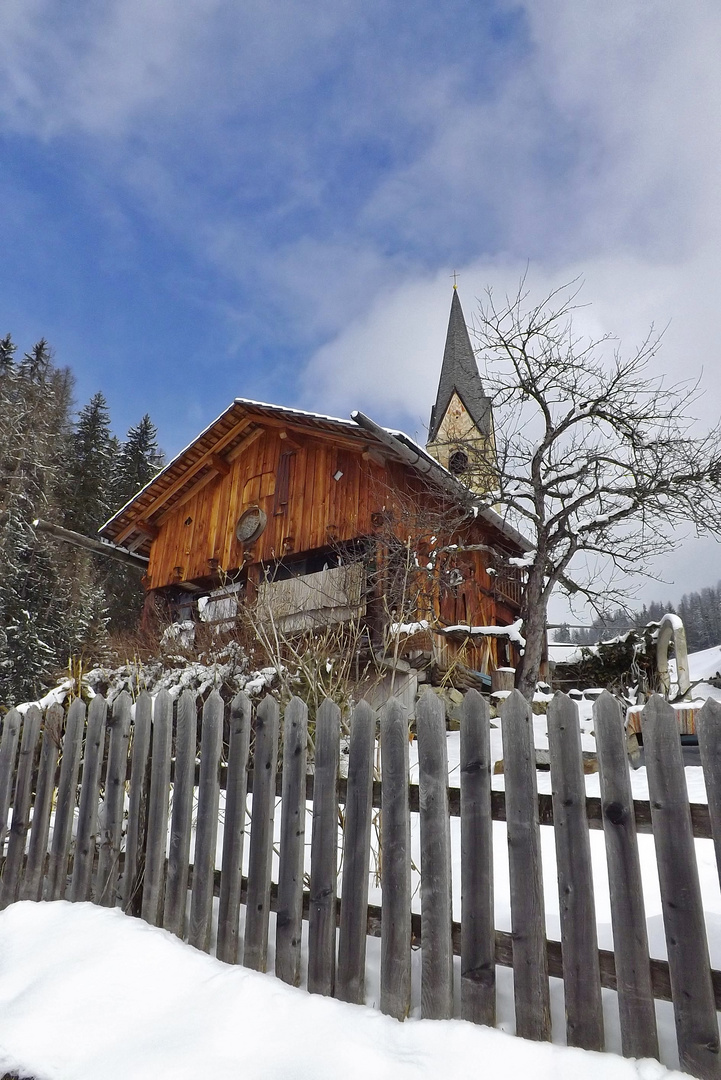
xmin=0 ymin=0 xmax=361 ymax=138
xmin=3 ymin=0 xmax=721 ymax=604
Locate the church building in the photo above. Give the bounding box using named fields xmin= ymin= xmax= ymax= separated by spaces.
xmin=426 ymin=287 xmax=495 ymax=496
xmin=100 ymin=290 xmax=529 ymax=687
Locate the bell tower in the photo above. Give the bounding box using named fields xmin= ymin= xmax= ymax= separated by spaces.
xmin=426 ymin=288 xmax=495 ymax=494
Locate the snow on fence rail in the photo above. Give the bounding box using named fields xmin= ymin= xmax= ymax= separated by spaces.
xmin=2 ymin=689 xmax=721 ymax=1077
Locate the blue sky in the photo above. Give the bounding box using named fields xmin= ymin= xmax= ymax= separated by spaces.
xmin=2 ymin=1 xmax=721 ymax=610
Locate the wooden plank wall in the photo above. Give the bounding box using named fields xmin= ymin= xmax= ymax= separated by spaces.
xmin=4 ymin=690 xmax=717 ymax=1074
xmin=148 ymin=429 xmax=384 ymax=587
xmin=145 ymin=426 xmax=514 ymax=641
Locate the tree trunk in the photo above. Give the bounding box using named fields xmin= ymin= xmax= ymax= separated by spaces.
xmin=515 ymin=567 xmax=546 ymax=700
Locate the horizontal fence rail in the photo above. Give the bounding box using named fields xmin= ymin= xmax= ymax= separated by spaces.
xmin=1 ymin=688 xmax=721 ymax=1078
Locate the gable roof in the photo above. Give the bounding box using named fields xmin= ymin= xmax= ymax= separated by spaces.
xmin=428 ymin=289 xmax=492 ymax=443
xmin=100 ymin=396 xmax=528 ymax=558
xmin=99 ymin=398 xmax=372 ymax=554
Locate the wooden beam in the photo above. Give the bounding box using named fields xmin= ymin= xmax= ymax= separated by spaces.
xmin=209 ymin=453 xmax=230 ymax=477
xmin=362 ymin=448 xmax=386 ymax=467
xmin=156 ymin=467 xmax=222 ymax=523
xmin=32 ymin=518 xmax=148 ymax=571
xmin=225 ymin=425 xmax=264 ymax=463
xmin=255 ymin=414 xmax=364 ymax=451
xmin=135 ymin=519 xmax=159 ymax=540
xmin=278 ymin=429 xmax=303 ymax=450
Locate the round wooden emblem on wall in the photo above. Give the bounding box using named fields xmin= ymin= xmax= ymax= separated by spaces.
xmin=235 ymin=506 xmax=267 ymax=544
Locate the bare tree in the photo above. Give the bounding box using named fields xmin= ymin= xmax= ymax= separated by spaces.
xmin=472 ymin=279 xmax=721 ymax=699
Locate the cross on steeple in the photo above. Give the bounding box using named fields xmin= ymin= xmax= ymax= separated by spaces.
xmin=451 ymin=270 xmax=459 ymax=290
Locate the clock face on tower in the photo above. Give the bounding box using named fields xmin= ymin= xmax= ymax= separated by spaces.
xmin=235 ymin=506 xmax=267 ymax=544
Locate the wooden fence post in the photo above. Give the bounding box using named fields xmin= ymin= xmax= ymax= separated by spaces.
xmin=547 ymin=692 xmax=604 ymax=1051
xmin=460 ymin=688 xmax=495 ymax=1027
xmin=416 ymin=689 xmax=453 ymax=1020
xmin=501 ymin=689 xmax=551 ymax=1041
xmin=189 ymin=691 xmax=223 ymax=952
xmin=164 ymin=689 xmax=197 ymax=937
xmin=46 ymin=698 xmax=85 ymax=901
xmin=244 ymin=695 xmax=279 ymax=971
xmin=141 ymin=690 xmax=173 ymax=927
xmin=95 ymin=692 xmax=132 ymax=906
xmin=696 ymin=698 xmax=721 ymax=895
xmin=70 ymin=696 xmax=107 ymax=904
xmin=1 ymin=705 xmax=43 ymax=908
xmin=380 ymin=697 xmax=411 ymax=1021
xmin=642 ymin=694 xmax=721 ymax=1079
xmin=23 ymin=703 xmax=63 ymax=902
xmin=275 ymin=696 xmax=308 ymax=985
xmin=336 ymin=700 xmax=376 ymax=1005
xmin=0 ymin=708 xmax=22 ymax=857
xmin=308 ymin=697 xmax=340 ymax=997
xmin=120 ymin=691 xmax=152 ymax=914
xmin=217 ymin=692 xmax=252 ymax=966
xmin=594 ymin=691 xmax=658 ymax=1061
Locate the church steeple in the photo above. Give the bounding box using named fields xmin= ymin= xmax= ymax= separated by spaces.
xmin=426 ymin=289 xmax=495 ymax=493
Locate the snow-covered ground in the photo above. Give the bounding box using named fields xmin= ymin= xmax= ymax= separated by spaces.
xmin=0 ymin=901 xmax=685 ymax=1080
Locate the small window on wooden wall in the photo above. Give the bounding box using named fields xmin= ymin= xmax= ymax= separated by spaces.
xmin=273 ymin=450 xmax=295 ymax=516
xmin=236 ymin=506 xmax=268 ymax=544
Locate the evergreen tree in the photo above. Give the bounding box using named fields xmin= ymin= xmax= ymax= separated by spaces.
xmin=63 ymin=392 xmax=113 ymax=537
xmin=104 ymin=415 xmax=163 ymax=633
xmin=111 ymin=414 xmax=162 ymax=508
xmin=0 ymin=339 xmax=76 ymax=705
xmin=18 ymin=339 xmax=52 ymax=385
xmin=0 ymin=500 xmax=74 ymax=703
xmin=0 ymin=334 xmax=16 ymax=378
xmin=0 ymin=339 xmax=112 ymax=704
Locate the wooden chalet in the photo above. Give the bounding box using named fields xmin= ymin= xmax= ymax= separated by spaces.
xmin=100 ymin=291 xmax=530 ymax=685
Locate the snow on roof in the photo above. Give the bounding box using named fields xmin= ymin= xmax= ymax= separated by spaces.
xmin=233 ymin=396 xmax=360 ymax=428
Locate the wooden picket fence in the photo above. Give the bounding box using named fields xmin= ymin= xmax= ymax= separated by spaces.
xmin=2 ymin=687 xmax=721 ymax=1078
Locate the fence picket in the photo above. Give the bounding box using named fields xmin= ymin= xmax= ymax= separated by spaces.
xmin=0 ymin=708 xmax=22 ymax=857
xmin=275 ymin=696 xmax=308 ymax=985
xmin=696 ymin=698 xmax=721 ymax=895
xmin=547 ymin=693 xmax=604 ymax=1051
xmin=46 ymin=698 xmax=85 ymax=901
xmin=164 ymin=690 xmax=198 ymax=937
xmin=141 ymin=690 xmax=173 ymax=927
xmin=217 ymin=691 xmax=252 ymax=965
xmin=4 ymin=683 xmax=721 ymax=1072
xmin=417 ymin=689 xmax=453 ymax=1020
xmin=120 ymin=692 xmax=152 ymax=914
xmin=243 ymin=695 xmax=280 ymax=971
xmin=501 ymin=689 xmax=551 ymax=1042
xmin=188 ymin=691 xmax=223 ymax=952
xmin=95 ymin=692 xmax=132 ymax=906
xmin=460 ymin=688 xmax=495 ymax=1027
xmin=336 ymin=700 xmax=376 ymax=1005
xmin=593 ymin=691 xmax=658 ymax=1060
xmin=1 ymin=705 xmax=43 ymax=908
xmin=642 ymin=695 xmax=721 ymax=1079
xmin=308 ymin=698 xmax=340 ymax=997
xmin=70 ymin=696 xmax=108 ymax=903
xmin=22 ymin=703 xmax=63 ymax=902
xmin=380 ymin=697 xmax=411 ymax=1021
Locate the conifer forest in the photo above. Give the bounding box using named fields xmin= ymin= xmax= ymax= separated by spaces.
xmin=0 ymin=335 xmax=162 ymax=705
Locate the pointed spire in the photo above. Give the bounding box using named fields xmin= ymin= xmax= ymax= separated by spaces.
xmin=428 ymin=290 xmax=491 ymax=444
